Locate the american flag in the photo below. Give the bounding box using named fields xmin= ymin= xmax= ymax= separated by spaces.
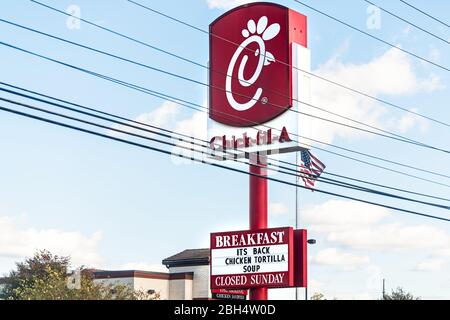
xmin=299 ymin=150 xmax=326 ymax=189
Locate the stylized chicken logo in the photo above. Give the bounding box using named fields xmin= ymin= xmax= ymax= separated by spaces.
xmin=209 ymin=3 xmax=303 ymax=127
xmin=226 ymin=16 xmax=280 ymax=112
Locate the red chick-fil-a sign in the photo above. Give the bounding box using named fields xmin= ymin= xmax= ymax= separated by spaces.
xmin=208 ymin=3 xmax=309 ymax=156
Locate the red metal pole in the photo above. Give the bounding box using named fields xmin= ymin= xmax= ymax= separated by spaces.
xmin=249 ymin=159 xmax=268 ymax=300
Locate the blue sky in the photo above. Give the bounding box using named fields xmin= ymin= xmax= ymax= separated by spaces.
xmin=0 ymin=0 xmax=449 ymax=299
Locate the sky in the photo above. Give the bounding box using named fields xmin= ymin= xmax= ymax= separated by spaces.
xmin=0 ymin=0 xmax=449 ymax=300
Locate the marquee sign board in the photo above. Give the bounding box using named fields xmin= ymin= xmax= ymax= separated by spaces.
xmin=210 ymin=227 xmax=294 ymax=289
xmin=208 ymin=3 xmax=311 ymax=158
xmin=212 ymin=292 xmax=247 ymax=300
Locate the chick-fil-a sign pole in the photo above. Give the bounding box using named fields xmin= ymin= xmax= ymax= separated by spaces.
xmin=209 ymin=2 xmax=308 ymax=300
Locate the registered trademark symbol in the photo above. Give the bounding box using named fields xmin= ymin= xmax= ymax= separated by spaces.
xmin=261 ymin=97 xmax=268 ymax=105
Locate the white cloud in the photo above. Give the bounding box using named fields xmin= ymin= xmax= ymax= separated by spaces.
xmin=428 ymin=47 xmax=441 ymax=63
xmin=402 ymin=26 xmax=412 ymax=36
xmin=413 ymin=248 xmax=450 ymax=272
xmin=330 ymin=38 xmax=351 ymax=60
xmin=206 ymin=0 xmax=257 ymax=10
xmin=0 ymin=215 xmax=103 ymax=272
xmin=308 ymin=278 xmax=326 ymax=292
xmin=269 ymin=202 xmax=289 ymax=217
xmin=326 ymin=223 xmax=450 ymax=251
xmin=418 ymin=73 xmax=444 ymax=92
xmin=434 ymin=248 xmax=450 ymax=258
xmin=311 ymin=248 xmax=370 ymax=270
xmin=304 ymin=200 xmax=450 ymax=253
xmin=173 ymin=111 xmax=207 ymax=140
xmin=109 ymin=101 xmax=179 ymax=138
xmin=316 ymin=46 xmax=441 ymax=97
xmin=107 ymin=101 xmax=209 ymax=165
xmin=303 ymin=199 xmax=389 ymax=233
xmin=303 ymin=46 xmax=444 ymax=144
xmin=170 ymin=111 xmax=209 ymax=165
xmin=304 ymin=199 xmax=450 ymax=280
xmin=338 ymin=291 xmax=376 ymax=300
xmin=138 ymin=101 xmax=179 ymax=126
xmin=413 ymin=258 xmax=446 ymax=272
xmin=391 ymin=108 xmax=429 ymax=133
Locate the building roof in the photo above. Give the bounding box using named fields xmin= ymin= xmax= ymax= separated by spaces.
xmin=162 ymin=248 xmax=210 ymax=268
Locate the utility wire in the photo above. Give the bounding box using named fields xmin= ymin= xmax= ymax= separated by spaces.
xmin=3 ymin=18 xmax=442 ymax=154
xmin=30 ymin=0 xmax=450 ymax=129
xmin=0 ymin=25 xmax=448 ymax=156
xmin=363 ymin=0 xmax=449 ymax=44
xmin=2 ymin=80 xmax=448 ymax=203
xmin=2 ymin=90 xmax=448 ymax=210
xmin=1 ymin=103 xmax=449 ymax=222
xmin=1 ymin=40 xmax=449 ymax=188
xmin=124 ymin=0 xmax=450 ymax=128
xmin=3 ymin=20 xmax=438 ymax=153
xmin=0 ymin=96 xmax=422 ymax=207
xmin=277 ymin=157 xmax=450 ymax=202
xmin=292 ymin=0 xmax=449 ymax=71
xmin=400 ymin=0 xmax=450 ymax=29
xmin=0 ymin=101 xmax=449 ymax=221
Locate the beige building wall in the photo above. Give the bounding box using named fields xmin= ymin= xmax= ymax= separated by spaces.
xmin=93 ymin=271 xmax=199 ymax=300
xmin=169 ymin=278 xmax=193 ymax=300
xmin=134 ymin=277 xmax=170 ymax=300
xmin=94 ymin=276 xmax=170 ymax=300
xmin=170 ymin=265 xmax=210 ymax=299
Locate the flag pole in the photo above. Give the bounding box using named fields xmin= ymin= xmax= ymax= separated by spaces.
xmin=295 ymin=151 xmax=300 ymax=301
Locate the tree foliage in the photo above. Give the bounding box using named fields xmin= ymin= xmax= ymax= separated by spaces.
xmin=310 ymin=292 xmax=326 ymax=300
xmin=383 ymin=287 xmax=420 ymax=300
xmin=0 ymin=250 xmax=159 ymax=300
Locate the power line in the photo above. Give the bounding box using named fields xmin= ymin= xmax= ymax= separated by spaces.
xmin=31 ymin=0 xmax=450 ymax=129
xmin=0 ymin=24 xmax=448 ymax=157
xmin=124 ymin=0 xmax=450 ymax=128
xmin=286 ymin=160 xmax=450 ymax=203
xmin=2 ymin=88 xmax=448 ymax=210
xmin=292 ymin=0 xmax=450 ymax=71
xmin=0 ymin=82 xmax=203 ymax=144
xmin=0 ymin=102 xmax=448 ymax=222
xmin=400 ymin=0 xmax=450 ymax=29
xmin=1 ymin=40 xmax=449 ymax=188
xmin=309 ymin=142 xmax=450 ymax=188
xmin=2 ymin=80 xmax=448 ymax=203
xmin=5 ymin=19 xmax=445 ymax=155
xmin=363 ymin=0 xmax=449 ymax=44
xmin=0 ymin=82 xmax=450 ymax=201
xmin=4 ymin=20 xmax=440 ymax=153
xmin=0 ymin=96 xmax=419 ymax=207
xmin=271 ymin=162 xmax=449 ymax=209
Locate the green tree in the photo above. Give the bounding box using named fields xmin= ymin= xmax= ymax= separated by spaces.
xmin=310 ymin=292 xmax=325 ymax=300
xmin=383 ymin=287 xmax=420 ymax=300
xmin=0 ymin=250 xmax=69 ymax=299
xmin=1 ymin=250 xmax=158 ymax=300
